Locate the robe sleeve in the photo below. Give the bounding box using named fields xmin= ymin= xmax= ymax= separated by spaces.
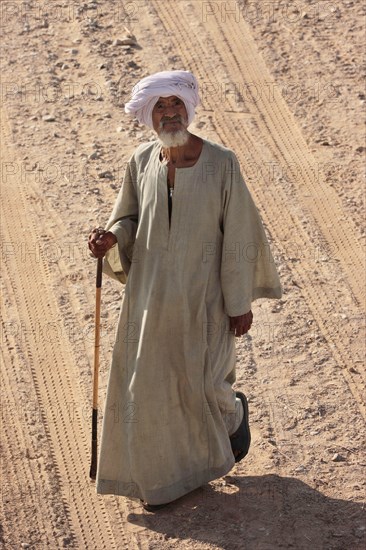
xmin=103 ymin=158 xmax=139 ymax=284
xmin=220 ymin=153 xmax=282 ymax=316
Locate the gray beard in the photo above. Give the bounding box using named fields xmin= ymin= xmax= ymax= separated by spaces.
xmin=157 ymin=128 xmax=189 ymax=148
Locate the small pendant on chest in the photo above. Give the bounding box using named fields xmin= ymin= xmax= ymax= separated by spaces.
xmin=169 ymin=187 xmax=174 ymax=198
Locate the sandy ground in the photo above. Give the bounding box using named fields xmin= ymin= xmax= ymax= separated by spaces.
xmin=1 ymin=1 xmax=365 ymax=548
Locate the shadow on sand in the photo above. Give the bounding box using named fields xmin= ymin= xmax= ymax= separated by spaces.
xmin=127 ymin=474 xmax=365 ymax=549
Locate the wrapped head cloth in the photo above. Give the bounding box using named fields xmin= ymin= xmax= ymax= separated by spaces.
xmin=124 ymin=70 xmax=200 ymax=129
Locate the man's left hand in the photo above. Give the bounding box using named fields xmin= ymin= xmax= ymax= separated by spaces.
xmin=229 ymin=311 xmax=253 ymax=337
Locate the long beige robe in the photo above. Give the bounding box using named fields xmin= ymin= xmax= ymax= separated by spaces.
xmin=96 ymin=138 xmax=282 ymax=504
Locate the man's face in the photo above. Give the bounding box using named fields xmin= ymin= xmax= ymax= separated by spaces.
xmin=152 ymin=96 xmax=189 ymax=135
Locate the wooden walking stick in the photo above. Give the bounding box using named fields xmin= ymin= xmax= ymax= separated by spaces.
xmin=90 ymin=257 xmax=103 ymax=480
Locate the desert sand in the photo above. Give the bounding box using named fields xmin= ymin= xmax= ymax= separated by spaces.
xmin=1 ymin=1 xmax=365 ymax=548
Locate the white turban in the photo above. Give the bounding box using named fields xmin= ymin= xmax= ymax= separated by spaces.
xmin=124 ymin=70 xmax=200 ymax=129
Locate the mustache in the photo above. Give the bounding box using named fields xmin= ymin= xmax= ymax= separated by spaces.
xmin=159 ymin=116 xmax=183 ymax=126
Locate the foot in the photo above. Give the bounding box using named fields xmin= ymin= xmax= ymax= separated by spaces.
xmin=140 ymin=500 xmax=169 ymax=512
xmin=229 ymin=391 xmax=251 ymax=463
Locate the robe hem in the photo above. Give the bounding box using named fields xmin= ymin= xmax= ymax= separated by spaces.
xmin=96 ymin=455 xmax=235 ymax=505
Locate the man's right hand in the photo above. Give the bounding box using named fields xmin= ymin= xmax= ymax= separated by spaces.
xmin=88 ymin=228 xmax=117 ymax=258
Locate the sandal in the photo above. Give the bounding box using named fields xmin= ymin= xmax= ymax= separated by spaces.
xmin=140 ymin=500 xmax=169 ymax=512
xmin=230 ymin=391 xmax=251 ymax=463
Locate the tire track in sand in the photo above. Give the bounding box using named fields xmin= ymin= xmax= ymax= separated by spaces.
xmin=0 ymin=109 xmax=136 ymax=548
xmin=151 ymin=0 xmax=365 ymax=419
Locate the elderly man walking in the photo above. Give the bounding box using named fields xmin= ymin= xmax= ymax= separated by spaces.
xmin=88 ymin=70 xmax=281 ymax=511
